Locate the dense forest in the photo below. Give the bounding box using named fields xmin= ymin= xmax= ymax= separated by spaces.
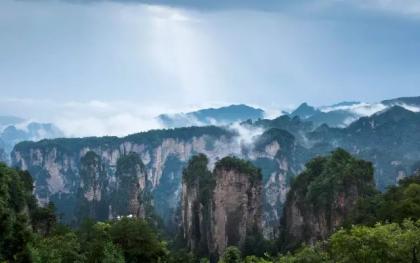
xmin=1 ymin=149 xmax=420 ymax=262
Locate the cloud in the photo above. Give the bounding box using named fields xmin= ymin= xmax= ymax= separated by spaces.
xmin=321 ymin=102 xmax=388 ymax=116
xmin=2 ymin=0 xmax=420 ymax=116
xmin=22 ymin=0 xmax=420 ymax=19
xmin=54 ymin=0 xmax=308 ymax=12
xmin=398 ymin=103 xmax=420 ymax=112
xmin=0 ymin=98 xmax=163 ymax=137
xmin=0 ymin=97 xmax=275 ymax=138
xmin=228 ymin=122 xmax=264 ymax=146
xmin=318 ymin=100 xmax=420 ymax=119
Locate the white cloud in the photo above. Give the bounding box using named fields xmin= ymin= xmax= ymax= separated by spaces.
xmin=319 ymin=100 xmax=420 ymax=119
xmin=228 ymin=122 xmax=264 ymax=146
xmin=0 ymin=97 xmax=277 ymax=138
xmin=0 ymin=98 xmax=163 ymax=137
xmin=321 ymin=102 xmax=388 ymax=116
xmin=399 ymin=103 xmax=420 ymax=112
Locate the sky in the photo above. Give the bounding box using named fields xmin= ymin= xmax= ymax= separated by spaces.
xmin=1 ymin=0 xmax=420 ymax=136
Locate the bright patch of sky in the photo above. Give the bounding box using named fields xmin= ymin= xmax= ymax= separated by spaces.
xmin=0 ymin=0 xmax=419 ymax=136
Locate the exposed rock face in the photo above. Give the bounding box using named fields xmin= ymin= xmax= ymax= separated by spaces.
xmin=11 ymin=127 xmax=238 ymax=224
xmin=112 ymin=152 xmax=148 ymax=218
xmin=12 ymin=108 xmax=418 ymax=235
xmin=280 ymin=149 xmax=375 ymax=250
xmin=211 ymin=158 xmax=263 ymax=257
xmin=78 ymin=151 xmax=107 ymax=220
xmin=251 ymin=128 xmax=305 ymax=238
xmin=181 ymin=179 xmax=201 ymax=251
xmin=76 ymin=151 xmax=150 ymax=222
xmin=181 ymin=155 xmax=263 ymax=260
xmin=11 ymin=127 xmax=296 ymax=235
xmin=181 ymin=154 xmax=214 ymax=257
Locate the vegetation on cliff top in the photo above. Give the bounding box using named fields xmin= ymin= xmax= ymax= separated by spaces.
xmin=13 ymin=126 xmax=233 ymax=154
xmin=215 ymin=156 xmax=262 ymax=184
xmin=181 ymin=154 xmax=215 ymax=257
xmin=182 ymin=154 xmax=213 ymax=187
xmin=289 ymin=148 xmax=375 ymax=209
xmin=253 ymin=128 xmax=295 ymax=155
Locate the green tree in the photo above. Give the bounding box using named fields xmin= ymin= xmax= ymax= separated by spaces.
xmin=351 ymin=174 xmax=420 ymax=225
xmin=276 ymin=244 xmax=330 ymax=263
xmin=330 ymin=219 xmax=420 ymax=262
xmin=242 ymin=226 xmax=272 ymax=257
xmin=220 ymin=246 xmax=242 ymax=263
xmin=101 ymin=241 xmax=125 ymax=263
xmin=109 ymin=217 xmax=168 ymax=262
xmin=167 ymin=249 xmax=195 ymax=263
xmin=31 ymin=202 xmax=57 ymax=236
xmin=0 ymin=163 xmax=34 ymax=262
xmin=32 ymin=231 xmax=86 ymax=263
xmin=78 ymin=220 xmax=124 ymax=263
xmin=243 ymin=255 xmax=272 ymax=263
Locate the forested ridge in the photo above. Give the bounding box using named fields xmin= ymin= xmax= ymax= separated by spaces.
xmin=1 ymin=149 xmax=420 ymax=262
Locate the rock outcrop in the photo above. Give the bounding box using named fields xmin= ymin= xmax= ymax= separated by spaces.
xmin=11 ymin=127 xmax=298 ymax=235
xmin=78 ymin=151 xmax=107 ymax=220
xmin=279 ymin=149 xmax=376 ymax=250
xmin=112 ymin=152 xmax=148 ymax=218
xmin=181 ymin=154 xmax=214 ymax=257
xmin=12 ymin=127 xmax=237 ymax=224
xmin=76 ymin=151 xmax=150 ymax=222
xmin=211 ymin=157 xmax=263 ymax=257
xmin=181 ymin=155 xmax=263 ymax=260
xmin=12 ymin=108 xmax=420 ymax=234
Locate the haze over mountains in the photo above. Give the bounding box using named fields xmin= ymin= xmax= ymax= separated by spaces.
xmin=158 ymin=104 xmax=265 ymax=128
xmin=2 ymin=96 xmax=420 ymax=163
xmin=6 ymin=95 xmax=420 ymax=239
xmin=0 ymin=118 xmax=63 ymax=163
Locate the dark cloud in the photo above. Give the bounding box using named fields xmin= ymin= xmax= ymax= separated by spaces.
xmin=59 ymin=0 xmax=308 ymax=11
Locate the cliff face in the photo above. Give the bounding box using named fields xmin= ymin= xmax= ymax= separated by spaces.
xmin=15 ymin=114 xmax=414 ymax=236
xmin=78 ymin=151 xmax=107 ymax=220
xmin=9 ymin=106 xmax=420 ymax=230
xmin=11 ymin=128 xmax=237 ymax=224
xmin=112 ymin=152 xmax=148 ymax=218
xmin=251 ymin=128 xmax=305 ymax=238
xmin=181 ymin=154 xmax=214 ymax=257
xmin=211 ymin=158 xmax=263 ymax=257
xmin=280 ymin=149 xmax=375 ymax=250
xmin=181 ymin=156 xmax=263 ymax=260
xmin=11 ymin=127 xmax=297 ymax=235
xmin=76 ymin=151 xmax=149 ymax=222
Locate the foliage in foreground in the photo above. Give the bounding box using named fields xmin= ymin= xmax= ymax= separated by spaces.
xmin=218 ymin=219 xmax=420 ymax=263
xmin=2 ymin=153 xmax=420 ymax=262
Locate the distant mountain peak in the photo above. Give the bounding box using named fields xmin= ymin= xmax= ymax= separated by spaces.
xmin=158 ymin=104 xmax=265 ymax=128
xmin=347 ymin=105 xmax=418 ymax=132
xmin=373 ymin=105 xmax=416 ymax=120
xmin=290 ymin=103 xmax=318 ymax=119
xmin=382 ymin=96 xmax=420 ymax=107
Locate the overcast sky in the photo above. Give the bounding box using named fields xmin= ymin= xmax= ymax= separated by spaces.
xmin=1 ymin=0 xmax=420 ymax=136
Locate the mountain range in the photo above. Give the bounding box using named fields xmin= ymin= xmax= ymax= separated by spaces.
xmin=288 ymin=96 xmax=420 ymax=128
xmin=158 ymin=104 xmax=265 ymax=128
xmin=8 ymin=95 xmax=420 ymax=238
xmin=2 ymin=96 xmax=419 ymax=164
xmin=0 ymin=117 xmax=64 ymax=163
